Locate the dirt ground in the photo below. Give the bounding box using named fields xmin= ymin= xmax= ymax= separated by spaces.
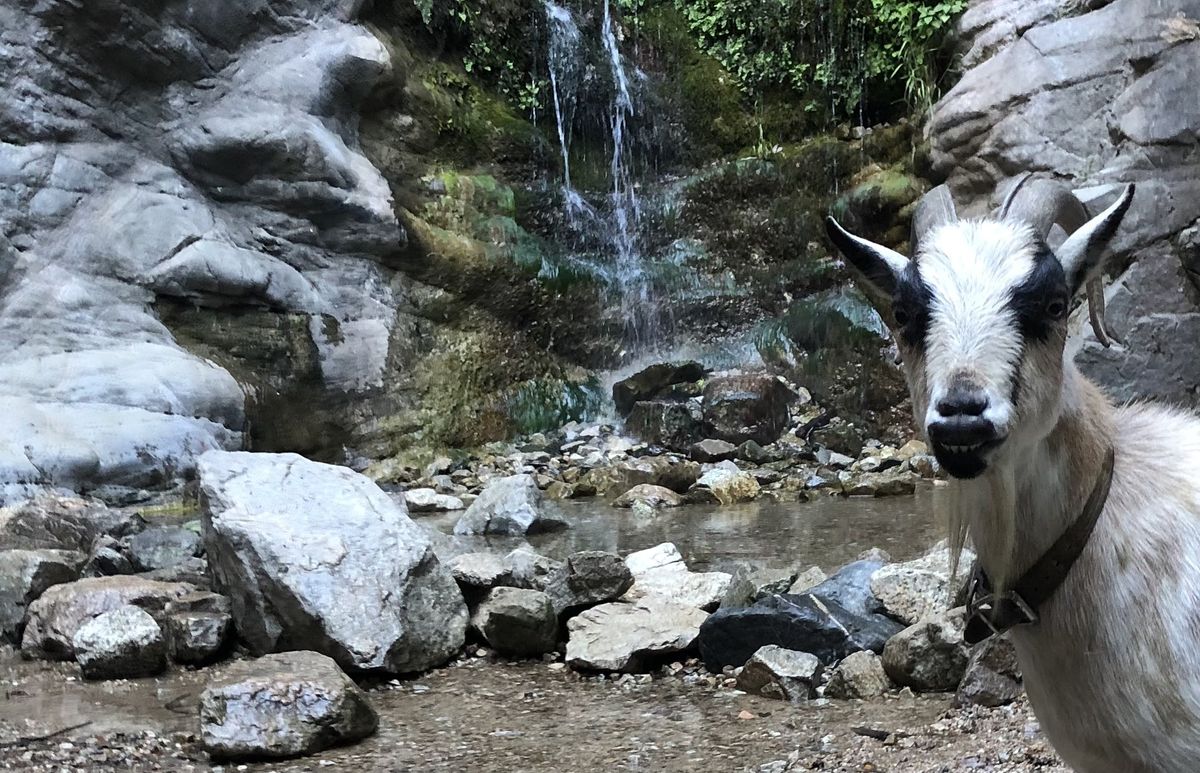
xmin=0 ymin=648 xmax=1068 ymax=773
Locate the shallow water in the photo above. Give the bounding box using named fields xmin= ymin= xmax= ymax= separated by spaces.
xmin=420 ymin=484 xmax=943 ymax=573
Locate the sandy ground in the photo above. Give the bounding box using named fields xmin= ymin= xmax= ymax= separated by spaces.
xmin=0 ymin=648 xmax=1069 ymax=773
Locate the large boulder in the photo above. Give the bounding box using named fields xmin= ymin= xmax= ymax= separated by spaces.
xmin=565 ymin=596 xmax=708 ymax=672
xmin=453 ymin=474 xmax=567 ymax=536
xmin=72 ymin=604 xmax=167 ymax=680
xmin=199 ymin=451 xmax=467 ymax=674
xmin=470 ymin=587 xmax=558 ymax=657
xmin=0 ymin=548 xmax=85 ymax=642
xmin=930 ymin=0 xmax=1200 ymax=407
xmin=624 ymin=401 xmax=703 ymax=450
xmin=702 ymin=375 xmax=795 ymax=446
xmin=200 ymin=651 xmax=378 ymax=761
xmin=612 ymin=361 xmax=707 ymax=416
xmin=20 ymin=575 xmax=195 ymax=660
xmin=698 ymin=560 xmax=901 ymax=671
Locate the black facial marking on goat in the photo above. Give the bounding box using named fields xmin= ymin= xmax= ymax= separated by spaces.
xmin=892 ymin=263 xmax=932 ymax=350
xmin=1008 ymin=239 xmax=1068 ymax=345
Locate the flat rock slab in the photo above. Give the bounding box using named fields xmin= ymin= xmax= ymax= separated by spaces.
xmin=199 ymin=651 xmax=378 ymax=761
xmin=566 ymin=596 xmax=708 ymax=673
xmin=20 ymin=575 xmax=195 ymax=660
xmin=199 ymin=451 xmax=467 ymax=674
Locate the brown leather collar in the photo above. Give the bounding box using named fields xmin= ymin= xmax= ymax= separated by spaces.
xmin=964 ymin=446 xmax=1116 ymax=644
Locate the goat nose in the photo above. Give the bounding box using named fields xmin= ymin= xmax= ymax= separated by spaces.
xmin=936 ymin=388 xmax=988 ymax=418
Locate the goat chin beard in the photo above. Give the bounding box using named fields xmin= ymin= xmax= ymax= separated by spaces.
xmin=943 ymin=466 xmax=1018 ymax=591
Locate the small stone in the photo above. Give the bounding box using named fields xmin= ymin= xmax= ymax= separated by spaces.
xmin=471 ymin=587 xmax=558 ymax=658
xmin=689 ymin=439 xmax=737 ymax=463
xmin=611 ymin=484 xmax=683 ymax=509
xmin=882 ymin=608 xmax=969 ymax=692
xmin=736 ymin=645 xmax=822 ymax=701
xmin=787 ymin=566 xmax=828 ymax=595
xmin=72 ymin=605 xmax=167 ymax=680
xmin=954 ymin=634 xmax=1022 ymax=707
xmin=403 ymin=488 xmax=465 ymax=513
xmin=825 ymin=651 xmax=891 ymax=699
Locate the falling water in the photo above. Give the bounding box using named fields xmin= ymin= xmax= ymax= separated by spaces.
xmin=544 ymin=0 xmax=657 ymax=352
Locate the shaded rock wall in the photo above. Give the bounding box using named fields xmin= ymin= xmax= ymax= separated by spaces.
xmin=929 ymin=0 xmax=1200 ymax=405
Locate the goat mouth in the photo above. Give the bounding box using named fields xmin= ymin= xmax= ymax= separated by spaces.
xmin=930 ymin=437 xmax=1006 ymax=479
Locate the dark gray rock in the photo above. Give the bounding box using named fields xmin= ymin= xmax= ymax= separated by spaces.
xmin=703 ymin=375 xmax=796 ymax=446
xmin=72 ymin=605 xmax=167 ymax=680
xmin=721 ymin=566 xmax=799 ymax=610
xmin=882 ymin=608 xmax=970 ymax=692
xmin=165 ymin=590 xmax=233 ymax=665
xmin=955 ymin=634 xmax=1023 ymax=707
xmin=199 ymin=651 xmax=378 ymax=761
xmin=0 ymin=548 xmax=86 ymax=642
xmin=736 ymin=645 xmax=822 ymax=701
xmin=0 ymin=496 xmax=144 ymax=552
xmin=453 ymin=474 xmax=567 ymax=536
xmin=199 ymin=451 xmax=467 ymax=674
xmin=689 ymin=439 xmax=736 ymax=463
xmin=83 ymin=535 xmax=134 ymax=577
xmin=612 ymin=362 xmax=708 ymax=416
xmin=625 ymin=401 xmax=704 ymax=451
xmin=123 ymin=526 xmax=202 ymax=572
xmin=20 ymin=576 xmax=195 ymax=660
xmin=470 ymin=587 xmax=558 ymax=657
xmin=698 ymin=560 xmax=900 ymax=671
xmin=449 ymin=553 xmax=513 ymax=590
xmin=141 ymin=556 xmax=212 ymax=589
xmin=543 ymin=551 xmax=635 ymax=615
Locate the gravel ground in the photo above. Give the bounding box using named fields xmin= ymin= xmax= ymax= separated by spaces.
xmin=0 ymin=647 xmax=1068 ymax=773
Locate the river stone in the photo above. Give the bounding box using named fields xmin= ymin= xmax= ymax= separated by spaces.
xmin=955 ymin=634 xmax=1023 ymax=708
xmin=698 ymin=560 xmax=899 ymax=671
xmin=199 ymin=451 xmax=467 ymax=674
xmin=788 ymin=566 xmax=828 ymax=595
xmin=565 ymin=596 xmax=708 ymax=672
xmin=624 ymin=401 xmax=703 ymax=451
xmin=612 ymin=361 xmax=707 ymax=416
xmin=721 ymin=566 xmax=799 ymax=609
xmin=0 ymin=548 xmax=86 ymax=643
xmin=825 ymin=650 xmax=891 ymax=699
xmin=623 ymin=543 xmax=731 ymax=611
xmin=703 ymin=375 xmax=795 ymax=446
xmin=0 ymin=496 xmax=145 ymax=552
xmin=841 ymin=469 xmax=917 ymax=497
xmin=72 ymin=605 xmax=167 ymax=680
xmin=689 ymin=439 xmax=736 ymax=463
xmin=505 ymin=549 xmax=563 ymax=590
xmin=882 ymin=608 xmax=970 ymax=692
xmin=611 ymin=484 xmax=682 ymax=509
xmin=870 ymin=543 xmax=975 ymax=625
xmin=200 ymin=651 xmax=378 ymax=761
xmin=453 ymin=474 xmax=567 ymax=536
xmin=404 ymin=488 xmax=465 ymax=513
xmin=123 ymin=526 xmax=202 ymax=572
xmin=687 ymin=467 xmax=760 ymax=505
xmin=736 ymin=645 xmax=822 ymax=701
xmin=543 ymin=551 xmax=634 ymax=615
xmin=20 ymin=576 xmax=195 ymax=660
xmin=82 ymin=535 xmax=134 ymax=578
xmin=449 ymin=553 xmax=513 ymax=590
xmin=165 ymin=591 xmax=233 ymax=666
xmin=470 ymin=587 xmax=558 ymax=657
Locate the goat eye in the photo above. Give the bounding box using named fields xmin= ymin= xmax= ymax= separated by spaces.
xmin=1046 ymin=297 xmax=1067 ymax=319
xmin=894 ymin=307 xmax=910 ymax=327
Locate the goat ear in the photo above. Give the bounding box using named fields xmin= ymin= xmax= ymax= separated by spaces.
xmin=824 ymin=217 xmax=909 ymax=302
xmin=1057 ymin=185 xmax=1135 ymax=294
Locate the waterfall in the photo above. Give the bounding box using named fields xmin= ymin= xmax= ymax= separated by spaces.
xmin=544 ymin=0 xmax=657 ymax=352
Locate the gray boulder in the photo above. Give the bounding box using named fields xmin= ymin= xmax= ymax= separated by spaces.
xmin=0 ymin=496 xmax=144 ymax=552
xmin=72 ymin=604 xmax=167 ymax=680
xmin=199 ymin=451 xmax=467 ymax=674
xmin=470 ymin=587 xmax=558 ymax=657
xmin=955 ymin=634 xmax=1023 ymax=707
xmin=825 ymin=650 xmax=892 ymax=699
xmin=453 ymin=474 xmax=567 ymax=536
xmin=689 ymin=439 xmax=736 ymax=463
xmin=721 ymin=566 xmax=799 ymax=610
xmin=543 ymin=551 xmax=635 ymax=615
xmin=686 ymin=466 xmax=761 ymax=505
xmin=0 ymin=548 xmax=86 ymax=642
xmin=200 ymin=651 xmax=378 ymax=761
xmin=788 ymin=566 xmax=828 ymax=595
xmin=20 ymin=575 xmax=194 ymax=660
xmin=870 ymin=543 xmax=974 ymax=625
xmin=702 ymin=375 xmax=795 ymax=446
xmin=565 ymin=596 xmax=708 ymax=672
xmin=165 ymin=591 xmax=233 ymax=665
xmin=623 ymin=543 xmax=732 ymax=611
xmin=449 ymin=553 xmax=514 ymax=590
xmin=736 ymin=645 xmax=822 ymax=701
xmin=123 ymin=526 xmax=202 ymax=572
xmin=882 ymin=608 xmax=970 ymax=692
xmin=83 ymin=535 xmax=134 ymax=577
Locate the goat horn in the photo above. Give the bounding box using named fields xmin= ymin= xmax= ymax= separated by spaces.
xmin=911 ymin=184 xmax=959 ymax=252
xmin=1087 ymin=278 xmax=1114 ymax=347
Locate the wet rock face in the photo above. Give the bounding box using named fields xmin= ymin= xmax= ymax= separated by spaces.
xmin=624 ymin=401 xmax=704 ymax=451
xmin=0 ymin=548 xmax=86 ymax=643
xmin=199 ymin=651 xmax=378 ymax=761
xmin=199 ymin=451 xmax=468 ymax=674
xmin=0 ymin=0 xmax=404 ymax=501
xmin=453 ymin=474 xmax=567 ymax=536
xmin=72 ymin=604 xmax=167 ymax=680
xmin=702 ymin=375 xmax=796 ymax=446
xmin=930 ymin=0 xmax=1200 ymax=406
xmin=20 ymin=575 xmax=195 ymax=660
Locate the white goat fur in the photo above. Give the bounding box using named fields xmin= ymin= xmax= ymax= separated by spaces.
xmin=831 ymin=193 xmax=1200 ymax=772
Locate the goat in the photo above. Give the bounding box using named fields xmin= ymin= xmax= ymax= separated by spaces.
xmin=826 ymin=178 xmax=1200 ymax=773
